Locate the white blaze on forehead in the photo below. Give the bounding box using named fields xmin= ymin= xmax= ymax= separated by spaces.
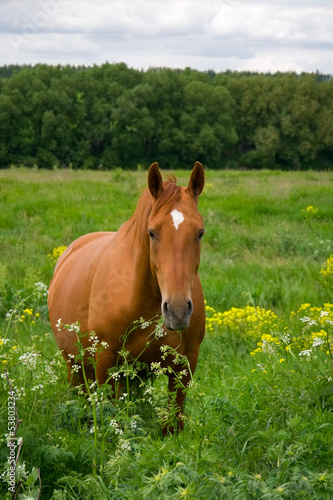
xmin=170 ymin=209 xmax=184 ymax=230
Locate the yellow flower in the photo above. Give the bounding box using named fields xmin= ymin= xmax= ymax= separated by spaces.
xmin=279 ymin=358 xmax=285 ymax=363
xmin=306 ymin=205 xmax=318 ymax=214
xmin=23 ymin=308 xmax=33 ymax=316
xmin=48 ymin=246 xmax=67 ymax=263
xmin=321 ymin=255 xmax=333 ymax=285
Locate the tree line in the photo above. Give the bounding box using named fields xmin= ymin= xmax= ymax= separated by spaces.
xmin=0 ymin=63 xmax=332 ymax=170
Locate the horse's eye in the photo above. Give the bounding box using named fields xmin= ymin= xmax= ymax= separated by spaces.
xmin=198 ymin=230 xmax=205 ymax=241
xmin=148 ymin=229 xmax=155 ymax=240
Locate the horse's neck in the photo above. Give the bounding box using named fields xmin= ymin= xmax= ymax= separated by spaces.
xmin=120 ymin=212 xmax=160 ymax=303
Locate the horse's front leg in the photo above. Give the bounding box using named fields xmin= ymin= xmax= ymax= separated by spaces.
xmin=162 ymin=369 xmax=192 ymax=436
xmin=162 ymin=347 xmax=200 ymax=436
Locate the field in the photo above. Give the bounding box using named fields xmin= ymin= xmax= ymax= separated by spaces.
xmin=1 ymin=167 xmax=333 ymax=499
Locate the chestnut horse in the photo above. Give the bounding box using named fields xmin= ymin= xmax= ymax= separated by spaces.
xmin=48 ymin=162 xmax=205 ymax=432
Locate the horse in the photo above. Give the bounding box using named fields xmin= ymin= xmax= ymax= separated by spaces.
xmin=48 ymin=162 xmax=205 ymax=433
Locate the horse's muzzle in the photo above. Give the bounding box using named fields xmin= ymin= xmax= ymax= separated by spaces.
xmin=162 ymin=298 xmax=193 ymax=331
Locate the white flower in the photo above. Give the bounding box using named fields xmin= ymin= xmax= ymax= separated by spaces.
xmin=19 ymin=352 xmax=40 ymax=370
xmin=312 ymin=337 xmax=325 ymax=348
xmin=72 ymin=364 xmax=81 ymax=373
xmin=299 ymin=350 xmax=312 ymax=357
xmin=68 ymin=323 xmax=80 ymax=333
xmin=119 ymin=439 xmax=131 ymax=451
xmin=88 ymin=393 xmax=99 ymax=404
xmin=31 ymin=384 xmax=44 ymax=391
xmin=320 ymin=311 xmax=329 ymax=317
xmin=34 ymin=282 xmax=49 ymax=297
xmin=155 ymin=324 xmax=166 ymax=338
xmin=151 ymin=361 xmax=161 ymax=370
xmin=300 ymin=316 xmax=316 ymax=327
xmin=140 ymin=321 xmax=150 ymax=330
xmin=282 ymin=333 xmax=290 ymax=344
xmin=261 ymin=340 xmax=275 ymax=354
xmin=56 ymin=318 xmax=62 ymax=331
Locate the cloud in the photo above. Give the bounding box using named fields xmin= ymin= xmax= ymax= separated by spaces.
xmin=0 ymin=0 xmax=332 ymax=74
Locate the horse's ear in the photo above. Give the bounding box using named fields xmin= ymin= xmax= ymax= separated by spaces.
xmin=186 ymin=161 xmax=205 ymax=198
xmin=148 ymin=162 xmax=163 ymax=199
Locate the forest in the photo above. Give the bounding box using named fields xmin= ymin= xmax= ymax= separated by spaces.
xmin=0 ymin=63 xmax=332 ymax=170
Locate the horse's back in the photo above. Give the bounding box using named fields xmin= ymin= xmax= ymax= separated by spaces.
xmin=54 ymin=232 xmax=115 ymax=272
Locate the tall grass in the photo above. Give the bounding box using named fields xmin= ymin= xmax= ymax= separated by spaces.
xmin=1 ymin=168 xmax=333 ymax=499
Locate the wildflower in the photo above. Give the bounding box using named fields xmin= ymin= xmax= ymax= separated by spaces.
xmin=119 ymin=439 xmax=131 ymax=451
xmin=130 ymin=419 xmax=138 ymax=429
xmin=282 ymin=333 xmax=290 ymax=344
xmin=34 ymin=281 xmax=49 ymax=297
xmin=47 ymin=246 xmax=67 ymax=263
xmin=312 ymin=337 xmax=325 ymax=347
xmin=151 ymin=361 xmax=161 ymax=371
xmin=88 ymin=393 xmax=99 ymax=404
xmin=154 ymin=323 xmax=166 ymax=338
xmin=19 ymin=352 xmax=40 ymax=369
xmin=279 ymin=358 xmax=285 ymax=363
xmin=300 ymin=316 xmax=316 ymax=327
xmin=31 ymin=384 xmax=44 ymax=391
xmin=299 ymin=350 xmax=312 ymax=357
xmin=140 ymin=317 xmax=151 ymax=329
xmin=205 ymin=304 xmax=279 ymax=340
xmin=306 ymin=205 xmax=318 ymax=214
xmin=68 ymin=322 xmax=80 ymax=333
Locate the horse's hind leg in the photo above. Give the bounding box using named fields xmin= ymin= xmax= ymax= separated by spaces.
xmin=95 ymin=349 xmax=119 ymax=397
xmin=60 ymin=349 xmax=95 ymax=386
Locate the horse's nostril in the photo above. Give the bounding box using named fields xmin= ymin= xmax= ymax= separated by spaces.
xmin=187 ymin=300 xmax=193 ymax=315
xmin=163 ymin=301 xmax=169 ymax=315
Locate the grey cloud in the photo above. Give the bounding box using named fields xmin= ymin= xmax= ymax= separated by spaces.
xmin=0 ymin=0 xmax=332 ymax=74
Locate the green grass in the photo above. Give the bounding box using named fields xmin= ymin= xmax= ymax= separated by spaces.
xmin=1 ymin=167 xmax=333 ymax=499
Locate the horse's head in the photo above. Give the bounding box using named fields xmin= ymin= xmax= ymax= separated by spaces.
xmin=147 ymin=162 xmax=205 ymax=331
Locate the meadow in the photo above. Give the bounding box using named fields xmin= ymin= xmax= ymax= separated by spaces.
xmin=0 ymin=167 xmax=333 ymax=499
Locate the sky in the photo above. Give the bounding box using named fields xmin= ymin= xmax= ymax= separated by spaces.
xmin=0 ymin=0 xmax=332 ymax=74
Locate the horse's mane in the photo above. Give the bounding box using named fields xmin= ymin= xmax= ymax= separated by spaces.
xmin=151 ymin=175 xmax=181 ymax=216
xmin=126 ymin=176 xmax=181 ymax=238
